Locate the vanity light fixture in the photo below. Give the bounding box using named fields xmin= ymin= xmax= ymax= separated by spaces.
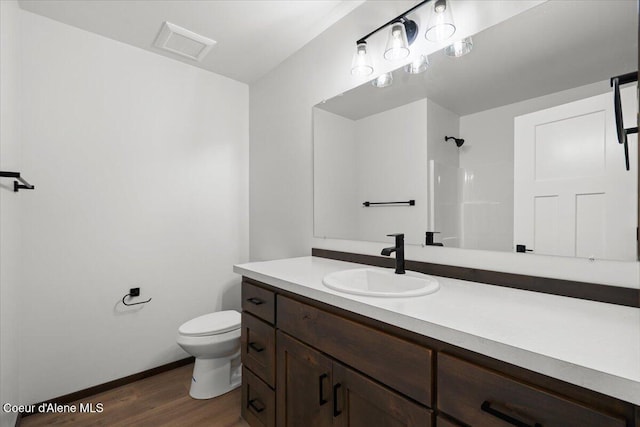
xmin=351 ymin=41 xmax=374 ymax=76
xmin=405 ymin=54 xmax=430 ymax=74
xmin=425 ymin=0 xmax=456 ymax=42
xmin=384 ymin=22 xmax=411 ymax=61
xmin=372 ymin=72 xmax=394 ymax=88
xmin=351 ymin=0 xmax=457 ymax=77
xmin=444 ymin=36 xmax=473 ymax=57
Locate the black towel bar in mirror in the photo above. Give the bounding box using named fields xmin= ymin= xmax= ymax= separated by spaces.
xmin=0 ymin=171 xmax=35 ymax=192
xmin=363 ymin=200 xmax=415 ymax=207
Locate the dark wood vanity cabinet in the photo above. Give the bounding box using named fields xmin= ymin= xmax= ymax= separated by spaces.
xmin=277 ymin=330 xmax=432 ymax=427
xmin=438 ymin=353 xmax=626 ymax=427
xmin=331 ymin=361 xmax=432 ymax=427
xmin=276 ymin=294 xmax=432 ymax=406
xmin=276 ymin=331 xmax=334 ymax=427
xmin=240 ymin=278 xmax=639 ymax=427
xmin=241 ymin=280 xmax=277 ymax=427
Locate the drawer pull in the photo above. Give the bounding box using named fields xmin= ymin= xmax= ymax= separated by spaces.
xmin=248 ymin=341 xmax=265 ymax=353
xmin=247 ymin=297 xmax=265 ymax=305
xmin=333 ymin=383 xmax=343 ymax=417
xmin=319 ymin=373 xmax=329 ymax=405
xmin=481 ymin=401 xmax=542 ymax=427
xmin=248 ymin=398 xmax=265 ymax=413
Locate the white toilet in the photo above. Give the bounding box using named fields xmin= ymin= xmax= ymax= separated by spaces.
xmin=176 ymin=310 xmax=242 ymax=399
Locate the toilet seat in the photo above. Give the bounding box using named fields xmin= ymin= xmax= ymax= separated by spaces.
xmin=178 ymin=310 xmax=241 ymax=337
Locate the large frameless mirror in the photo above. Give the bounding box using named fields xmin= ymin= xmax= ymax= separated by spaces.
xmin=314 ymin=0 xmax=638 ymax=261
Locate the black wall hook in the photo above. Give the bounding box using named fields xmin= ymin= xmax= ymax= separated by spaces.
xmin=122 ymin=288 xmax=152 ymax=306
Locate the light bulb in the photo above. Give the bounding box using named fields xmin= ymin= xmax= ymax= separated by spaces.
xmin=425 ymin=0 xmax=456 ymax=42
xmin=371 ymin=72 xmax=393 ymax=88
xmin=384 ymin=22 xmax=410 ymax=61
xmin=405 ymin=55 xmax=430 ymax=74
xmin=444 ymin=37 xmax=473 ymax=57
xmin=351 ymin=42 xmax=374 ymax=76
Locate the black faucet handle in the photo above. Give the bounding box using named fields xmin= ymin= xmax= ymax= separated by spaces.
xmin=425 ymin=231 xmax=441 ymax=246
xmin=386 ymin=233 xmax=404 ymax=238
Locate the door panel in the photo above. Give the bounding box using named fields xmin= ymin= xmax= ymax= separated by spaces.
xmin=514 ymin=88 xmax=637 ymax=260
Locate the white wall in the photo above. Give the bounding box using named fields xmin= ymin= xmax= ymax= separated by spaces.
xmin=250 ymin=1 xmax=639 ymax=288
xmin=0 ymin=2 xmax=22 ymax=425
xmin=17 ymin=11 xmax=249 ymax=405
xmin=313 ymin=108 xmax=358 ymax=240
xmin=355 ymin=100 xmax=428 ymax=245
xmin=426 ymin=100 xmax=461 ymax=247
xmin=314 ymin=100 xmax=428 ymax=246
xmin=426 ymin=100 xmax=460 ymax=169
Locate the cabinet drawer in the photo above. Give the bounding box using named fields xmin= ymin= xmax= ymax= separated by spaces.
xmin=242 ymin=366 xmax=275 ymax=427
xmin=437 ymin=353 xmax=626 ymax=427
xmin=242 ymin=280 xmax=275 ymax=324
xmin=241 ymin=312 xmax=276 ymax=387
xmin=277 ymin=295 xmax=432 ymax=406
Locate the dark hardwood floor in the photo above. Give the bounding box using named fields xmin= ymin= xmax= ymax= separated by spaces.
xmin=21 ymin=363 xmax=249 ymax=427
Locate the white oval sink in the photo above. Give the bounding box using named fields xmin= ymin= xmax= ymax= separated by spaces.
xmin=322 ymin=268 xmax=439 ymax=298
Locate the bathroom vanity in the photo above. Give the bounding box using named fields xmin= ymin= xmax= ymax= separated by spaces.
xmin=235 ymin=256 xmax=640 ymax=427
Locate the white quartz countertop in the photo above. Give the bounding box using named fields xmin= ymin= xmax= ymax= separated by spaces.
xmin=234 ymin=256 xmax=640 ymax=405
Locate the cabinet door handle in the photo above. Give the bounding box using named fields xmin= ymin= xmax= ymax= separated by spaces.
xmin=248 ymin=342 xmax=265 ymax=353
xmin=248 ymin=398 xmax=265 ymax=413
xmin=318 ymin=374 xmax=328 ymax=405
xmin=480 ymin=401 xmax=541 ymax=427
xmin=333 ymin=383 xmax=342 ymax=417
xmin=247 ymin=297 xmax=265 ymax=305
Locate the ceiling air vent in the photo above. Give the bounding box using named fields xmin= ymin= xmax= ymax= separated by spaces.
xmin=154 ymin=21 xmax=216 ymax=62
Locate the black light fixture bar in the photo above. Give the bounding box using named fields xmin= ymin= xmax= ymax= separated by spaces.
xmin=610 ymin=71 xmax=638 ymax=87
xmin=356 ymin=0 xmax=432 ymax=45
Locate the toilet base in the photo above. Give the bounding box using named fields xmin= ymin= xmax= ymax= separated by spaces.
xmin=189 ymin=352 xmax=241 ymax=399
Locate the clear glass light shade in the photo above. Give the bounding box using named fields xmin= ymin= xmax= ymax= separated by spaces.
xmin=425 ymin=0 xmax=456 ymax=42
xmin=444 ymin=37 xmax=473 ymax=57
xmin=405 ymin=55 xmax=430 ymax=74
xmin=384 ymin=23 xmax=410 ymax=61
xmin=351 ymin=42 xmax=374 ymax=76
xmin=371 ymin=72 xmax=393 ymax=88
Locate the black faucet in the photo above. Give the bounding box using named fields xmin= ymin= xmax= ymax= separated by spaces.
xmin=425 ymin=231 xmax=443 ymax=246
xmin=381 ymin=233 xmax=405 ymax=274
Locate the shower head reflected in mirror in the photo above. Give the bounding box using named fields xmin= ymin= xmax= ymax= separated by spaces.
xmin=445 ymin=136 xmax=465 ymax=147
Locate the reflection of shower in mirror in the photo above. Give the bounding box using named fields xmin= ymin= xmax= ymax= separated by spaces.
xmin=444 ymin=136 xmax=464 ymax=147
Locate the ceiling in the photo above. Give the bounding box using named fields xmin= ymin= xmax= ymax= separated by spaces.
xmin=18 ymin=0 xmax=365 ymax=84
xmin=319 ymin=0 xmax=638 ymax=119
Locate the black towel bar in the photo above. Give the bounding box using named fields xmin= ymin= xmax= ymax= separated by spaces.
xmin=363 ymin=200 xmax=415 ymax=207
xmin=0 ymin=171 xmax=35 ymax=192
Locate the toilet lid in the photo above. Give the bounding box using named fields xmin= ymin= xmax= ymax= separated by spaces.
xmin=178 ymin=310 xmax=241 ymax=337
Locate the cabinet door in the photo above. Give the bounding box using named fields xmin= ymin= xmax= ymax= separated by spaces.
xmin=332 ymin=362 xmax=433 ymax=427
xmin=276 ymin=331 xmax=333 ymax=427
